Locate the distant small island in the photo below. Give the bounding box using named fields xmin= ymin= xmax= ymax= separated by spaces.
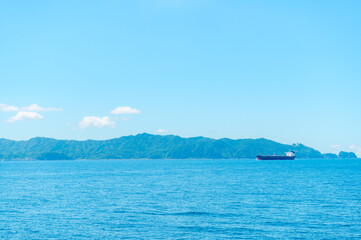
xmin=0 ymin=133 xmax=357 ymax=160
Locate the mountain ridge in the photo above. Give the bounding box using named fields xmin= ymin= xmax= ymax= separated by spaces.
xmin=0 ymin=133 xmax=357 ymax=160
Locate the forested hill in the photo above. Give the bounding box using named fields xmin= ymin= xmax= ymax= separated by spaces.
xmin=0 ymin=133 xmax=357 ymax=160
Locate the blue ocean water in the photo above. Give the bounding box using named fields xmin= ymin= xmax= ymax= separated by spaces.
xmin=1 ymin=159 xmax=361 ymax=239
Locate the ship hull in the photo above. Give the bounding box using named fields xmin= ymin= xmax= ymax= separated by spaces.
xmin=256 ymin=155 xmax=295 ymax=160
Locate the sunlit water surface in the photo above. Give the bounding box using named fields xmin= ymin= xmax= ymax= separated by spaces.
xmin=1 ymin=159 xmax=360 ymax=239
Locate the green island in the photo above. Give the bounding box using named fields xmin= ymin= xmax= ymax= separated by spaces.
xmin=0 ymin=133 xmax=357 ymax=160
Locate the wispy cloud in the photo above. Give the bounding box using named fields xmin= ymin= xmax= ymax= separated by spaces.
xmin=7 ymin=111 xmax=44 ymax=123
xmin=0 ymin=103 xmax=20 ymax=112
xmin=156 ymin=129 xmax=169 ymax=134
xmin=79 ymin=116 xmax=115 ymax=129
xmin=23 ymin=104 xmax=62 ymax=112
xmin=349 ymin=145 xmax=361 ymax=157
xmin=0 ymin=103 xmax=62 ymax=112
xmin=110 ymin=106 xmax=140 ymax=114
xmin=330 ymin=144 xmax=341 ymax=149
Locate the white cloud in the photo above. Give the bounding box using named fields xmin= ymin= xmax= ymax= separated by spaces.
xmin=110 ymin=106 xmax=140 ymax=114
xmin=349 ymin=145 xmax=359 ymax=150
xmin=79 ymin=116 xmax=115 ymax=129
xmin=0 ymin=103 xmax=20 ymax=112
xmin=7 ymin=111 xmax=44 ymax=123
xmin=349 ymin=145 xmax=361 ymax=157
xmin=330 ymin=144 xmax=341 ymax=149
xmin=0 ymin=103 xmax=62 ymax=112
xmin=23 ymin=104 xmax=62 ymax=112
xmin=349 ymin=145 xmax=361 ymax=151
xmin=156 ymin=129 xmax=169 ymax=134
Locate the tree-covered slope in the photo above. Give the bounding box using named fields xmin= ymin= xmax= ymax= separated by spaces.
xmin=0 ymin=133 xmax=356 ymax=160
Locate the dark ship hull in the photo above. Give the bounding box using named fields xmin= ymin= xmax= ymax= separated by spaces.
xmin=256 ymin=155 xmax=295 ymax=160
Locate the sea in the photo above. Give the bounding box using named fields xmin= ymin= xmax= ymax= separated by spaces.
xmin=0 ymin=159 xmax=360 ymax=239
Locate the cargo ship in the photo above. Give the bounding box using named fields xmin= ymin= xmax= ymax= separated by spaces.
xmin=257 ymin=151 xmax=295 ymax=160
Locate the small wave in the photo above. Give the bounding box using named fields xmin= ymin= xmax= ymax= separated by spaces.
xmin=177 ymin=225 xmax=221 ymax=233
xmin=140 ymin=211 xmax=210 ymax=216
xmin=172 ymin=211 xmax=211 ymax=216
xmin=141 ymin=211 xmax=241 ymax=218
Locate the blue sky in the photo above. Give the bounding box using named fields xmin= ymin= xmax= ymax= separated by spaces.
xmin=1 ymin=0 xmax=360 ymax=156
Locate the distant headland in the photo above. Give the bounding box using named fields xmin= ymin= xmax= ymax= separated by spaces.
xmin=0 ymin=133 xmax=357 ymax=160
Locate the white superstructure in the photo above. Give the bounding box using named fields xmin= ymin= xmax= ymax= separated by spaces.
xmin=286 ymin=151 xmax=295 ymax=157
